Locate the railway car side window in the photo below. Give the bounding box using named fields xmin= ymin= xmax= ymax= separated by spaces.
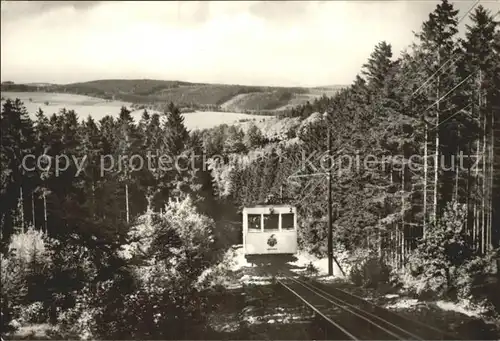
xmin=281 ymin=213 xmax=295 ymax=230
xmin=263 ymin=214 xmax=279 ymax=231
xmin=248 ymin=214 xmax=261 ymax=232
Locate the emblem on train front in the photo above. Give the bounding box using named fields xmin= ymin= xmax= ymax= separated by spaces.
xmin=267 ymin=234 xmax=277 ymax=247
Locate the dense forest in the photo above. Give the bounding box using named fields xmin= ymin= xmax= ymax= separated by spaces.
xmin=210 ymin=0 xmax=500 ymax=304
xmin=0 ymin=97 xmax=246 ymax=337
xmin=1 ymin=0 xmax=499 ymax=339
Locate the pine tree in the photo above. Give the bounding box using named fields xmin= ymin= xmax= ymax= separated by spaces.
xmin=416 ymin=0 xmax=459 ymax=224
xmin=115 ymin=106 xmax=141 ymax=223
xmin=491 ymin=29 xmax=500 ymax=248
xmin=33 ymin=108 xmax=51 ymax=233
xmin=185 ymin=132 xmax=218 ymax=218
xmin=362 ymin=41 xmax=395 ymax=95
xmin=459 ymin=5 xmax=500 ymax=252
xmin=223 ymin=126 xmax=246 ymax=154
xmin=78 ymin=116 xmax=102 ymax=220
xmin=157 ymin=102 xmax=190 ymax=206
xmin=163 ymin=102 xmax=189 ymax=157
xmin=0 ymin=99 xmax=35 ymax=239
xmin=244 ymin=123 xmax=264 ymax=149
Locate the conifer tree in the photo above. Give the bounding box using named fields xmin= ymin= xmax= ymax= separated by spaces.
xmin=362 ymin=41 xmax=395 ymax=95
xmin=459 ymin=5 xmax=499 ymax=252
xmin=416 ymin=0 xmax=459 ymax=224
xmin=157 ymin=102 xmax=190 ymax=206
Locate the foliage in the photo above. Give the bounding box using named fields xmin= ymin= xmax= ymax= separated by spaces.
xmin=349 ymin=256 xmax=391 ymax=289
xmin=211 ymin=1 xmax=500 ymax=305
xmin=1 ymin=1 xmax=500 ymax=337
xmin=1 ymin=252 xmax=25 ymax=333
xmin=1 ymin=227 xmax=50 ymax=333
xmin=401 ymin=202 xmax=497 ymax=301
xmin=110 ymin=197 xmax=215 ymax=339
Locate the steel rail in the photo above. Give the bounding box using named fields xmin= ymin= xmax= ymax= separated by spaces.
xmin=280 ymin=273 xmax=409 ymax=340
xmin=276 ymin=277 xmax=359 ymax=341
xmin=320 ymin=281 xmax=459 ymax=340
xmin=294 ymin=276 xmax=423 ymax=340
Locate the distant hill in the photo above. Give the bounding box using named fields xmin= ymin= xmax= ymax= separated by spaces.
xmin=0 ymin=79 xmax=346 ymax=113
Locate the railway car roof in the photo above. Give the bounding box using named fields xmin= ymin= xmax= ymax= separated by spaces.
xmin=243 ymin=204 xmax=295 ymax=208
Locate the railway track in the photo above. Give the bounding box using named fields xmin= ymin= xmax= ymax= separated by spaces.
xmin=275 ymin=270 xmax=460 ymax=340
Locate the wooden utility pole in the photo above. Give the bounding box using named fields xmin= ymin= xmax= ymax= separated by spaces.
xmin=287 ymin=114 xmax=345 ymax=277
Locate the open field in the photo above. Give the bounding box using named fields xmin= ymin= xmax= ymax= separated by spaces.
xmin=1 ymin=79 xmax=345 ymax=113
xmin=0 ymin=91 xmax=273 ymax=130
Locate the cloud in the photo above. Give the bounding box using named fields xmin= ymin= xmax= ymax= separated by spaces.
xmin=1 ymin=1 xmax=498 ymax=87
xmin=1 ymin=1 xmax=107 ymax=21
xmin=248 ymin=1 xmax=312 ymax=26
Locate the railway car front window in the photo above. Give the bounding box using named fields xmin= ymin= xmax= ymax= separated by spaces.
xmin=281 ymin=213 xmax=295 ymax=230
xmin=263 ymin=214 xmax=279 ymax=231
xmin=248 ymin=214 xmax=261 ymax=232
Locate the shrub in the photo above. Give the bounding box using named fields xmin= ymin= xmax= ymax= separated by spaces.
xmin=244 ymin=123 xmax=265 ymax=149
xmin=455 ymin=249 xmax=499 ymax=303
xmin=18 ymin=301 xmax=47 ymax=325
xmin=306 ymin=262 xmax=319 ymax=276
xmin=400 ymin=202 xmax=498 ymax=303
xmin=1 ymin=253 xmax=26 ymax=333
xmin=1 ymin=227 xmax=49 ymax=331
xmin=8 ymin=227 xmax=47 ymax=263
xmin=112 ymin=197 xmax=216 ymax=339
xmin=56 ymin=283 xmax=103 ymax=340
xmin=349 ymin=255 xmax=391 ymax=289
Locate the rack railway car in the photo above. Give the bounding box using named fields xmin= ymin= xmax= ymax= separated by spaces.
xmin=242 ymin=204 xmax=297 ymax=261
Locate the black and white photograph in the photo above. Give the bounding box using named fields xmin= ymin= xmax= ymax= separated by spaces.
xmin=1 ymin=0 xmax=500 ymax=340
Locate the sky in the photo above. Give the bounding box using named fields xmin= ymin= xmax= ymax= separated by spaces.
xmin=1 ymin=1 xmax=499 ymax=87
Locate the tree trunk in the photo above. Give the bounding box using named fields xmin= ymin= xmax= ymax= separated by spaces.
xmin=125 ymin=183 xmax=130 ymax=223
xmin=433 ymin=55 xmax=440 ymax=224
xmin=474 ymin=71 xmax=483 ymax=253
xmin=466 ymin=140 xmax=472 ymax=243
xmin=378 ymin=228 xmax=382 ymax=259
xmin=43 ymin=190 xmax=48 ymax=235
xmin=423 ymin=124 xmax=428 ymax=237
xmin=401 ymin=167 xmax=405 ymax=266
xmin=390 ymin=229 xmax=394 ymax=268
xmin=489 ymin=106 xmax=495 ymax=250
xmin=92 ymin=183 xmax=96 ymax=218
xmin=19 ymin=186 xmax=25 ymax=233
xmin=32 ymin=191 xmax=36 ymax=228
xmin=482 ymin=100 xmax=487 ymax=255
xmin=474 ymin=138 xmax=480 ymax=251
xmin=454 ymin=144 xmax=459 ymax=202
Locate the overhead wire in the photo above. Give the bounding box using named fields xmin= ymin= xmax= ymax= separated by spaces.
xmin=401 ymin=0 xmax=482 ymax=100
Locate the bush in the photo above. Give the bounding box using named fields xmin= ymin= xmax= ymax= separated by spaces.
xmin=18 ymin=301 xmax=47 ymax=325
xmin=399 ymin=202 xmax=498 ymax=303
xmin=2 ymin=200 xmax=220 ymax=339
xmin=455 ymin=249 xmax=499 ymax=304
xmin=1 ymin=253 xmax=25 ymax=333
xmin=111 ymin=197 xmax=216 ymax=339
xmin=306 ymin=262 xmax=319 ymax=276
xmin=349 ymin=255 xmax=391 ymax=289
xmin=56 ymin=283 xmax=104 ymax=340
xmin=1 ymin=227 xmax=49 ymax=331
